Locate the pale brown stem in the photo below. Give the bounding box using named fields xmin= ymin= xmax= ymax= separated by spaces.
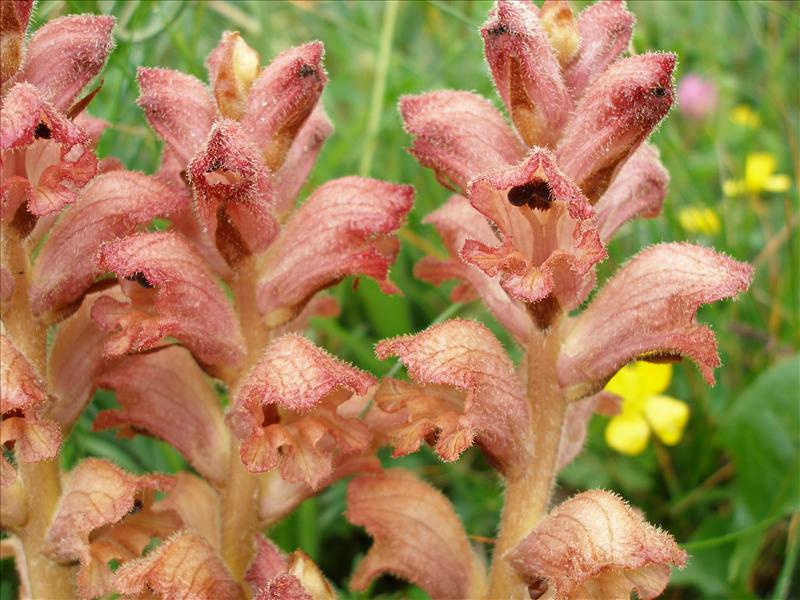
xmin=487 ymin=326 xmax=568 ymax=598
xmin=1 ymin=226 xmax=74 ymax=595
xmin=220 ymin=257 xmax=268 ymax=590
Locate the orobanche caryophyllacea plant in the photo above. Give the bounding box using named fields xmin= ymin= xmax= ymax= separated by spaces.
xmin=343 ymin=1 xmax=754 ymax=599
xmin=1 ymin=2 xmax=413 ymax=598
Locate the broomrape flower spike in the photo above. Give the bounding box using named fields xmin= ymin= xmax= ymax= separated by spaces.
xmin=0 ymin=2 xmax=754 ymax=599
xmin=368 ymin=1 xmax=753 ymax=598
xmin=603 ymin=361 xmax=690 ymax=456
xmin=0 ymin=8 xmax=412 ymax=597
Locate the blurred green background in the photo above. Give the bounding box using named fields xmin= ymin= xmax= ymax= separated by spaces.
xmin=3 ymin=1 xmax=798 ymax=598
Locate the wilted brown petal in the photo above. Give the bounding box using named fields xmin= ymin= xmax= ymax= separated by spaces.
xmin=253 ymin=551 xmax=335 ymax=600
xmin=207 ymin=31 xmax=260 ymax=121
xmin=558 ymin=243 xmax=753 ymax=400
xmin=557 ymin=53 xmax=675 ymax=201
xmin=399 ymin=90 xmax=525 ymax=194
xmin=94 ymin=347 xmax=230 ymax=486
xmin=245 ymin=535 xmax=289 ymax=592
xmin=375 ymin=319 xmax=530 ymax=475
xmin=137 ymin=67 xmax=216 ymax=165
xmin=1 ymin=83 xmax=97 ymax=218
xmin=509 ymin=490 xmax=687 ymax=600
xmin=29 ymin=170 xmax=186 ymax=320
xmin=229 ymin=334 xmax=375 ymax=489
xmin=188 ymin=119 xmax=278 ymax=264
xmin=415 ymin=195 xmax=532 ymax=344
xmin=595 ymin=143 xmax=668 ymax=243
xmin=462 ymin=148 xmax=605 ymax=310
xmin=19 ymin=15 xmax=114 ymax=111
xmin=93 ymin=232 xmax=246 ymax=366
xmin=482 ymin=0 xmax=572 ymax=146
xmin=564 ymin=0 xmax=635 ymax=99
xmin=346 ymin=469 xmax=486 ymax=599
xmin=256 ymin=177 xmax=412 ymax=327
xmin=113 ymin=532 xmax=243 ymax=600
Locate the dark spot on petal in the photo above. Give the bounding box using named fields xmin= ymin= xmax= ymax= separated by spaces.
xmin=34 ymin=122 xmax=51 ymax=140
xmin=652 ymin=86 xmax=667 ymax=98
xmin=639 ymin=352 xmax=682 ymax=364
xmin=206 ymin=159 xmax=222 ymax=173
xmin=351 ymin=277 xmax=361 ymax=291
xmin=299 ymin=63 xmax=316 ymax=78
xmin=528 ymin=578 xmax=548 ymax=600
xmin=125 ymin=272 xmax=153 ymax=288
xmin=486 ymin=23 xmax=509 ymax=36
xmin=179 ymin=170 xmax=190 ymax=186
xmin=2 ymin=408 xmax=24 ymax=421
xmin=508 ymin=180 xmax=553 ymax=210
xmin=130 ymin=498 xmax=143 ymax=514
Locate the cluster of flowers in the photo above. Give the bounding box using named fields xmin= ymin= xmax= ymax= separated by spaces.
xmin=0 ymin=1 xmax=751 ymax=599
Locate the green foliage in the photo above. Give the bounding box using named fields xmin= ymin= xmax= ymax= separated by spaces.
xmin=4 ymin=1 xmax=797 ymax=598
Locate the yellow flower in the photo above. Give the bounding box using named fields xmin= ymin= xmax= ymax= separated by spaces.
xmin=604 ymin=362 xmax=690 ymax=456
xmin=723 ymin=152 xmax=792 ymax=197
xmin=729 ymin=104 xmax=760 ymax=128
xmin=678 ymin=206 xmax=721 ymax=235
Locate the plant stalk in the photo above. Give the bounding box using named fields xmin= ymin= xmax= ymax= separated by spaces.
xmin=1 ymin=226 xmax=74 ymax=596
xmin=220 ymin=257 xmax=268 ymax=591
xmin=486 ymin=326 xmax=568 ymax=598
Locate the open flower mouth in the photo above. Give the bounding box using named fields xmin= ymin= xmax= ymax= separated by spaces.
xmin=507 ymin=180 xmax=553 ymax=210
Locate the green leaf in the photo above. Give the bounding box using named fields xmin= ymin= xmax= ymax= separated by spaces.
xmin=717 ymin=355 xmax=800 ymax=520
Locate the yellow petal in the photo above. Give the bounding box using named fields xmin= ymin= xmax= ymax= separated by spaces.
xmin=632 ymin=361 xmax=673 ymax=396
xmin=730 ymin=105 xmax=760 ymax=128
xmin=722 ymin=179 xmax=744 ymax=197
xmin=764 ymin=174 xmax=791 ymax=193
xmin=605 ymin=413 xmax=651 ymax=455
xmin=745 ymin=152 xmax=777 ymax=191
xmin=644 ymin=395 xmax=690 ymax=446
xmin=678 ymin=207 xmax=721 ymax=235
xmin=605 ymin=363 xmax=638 ymax=399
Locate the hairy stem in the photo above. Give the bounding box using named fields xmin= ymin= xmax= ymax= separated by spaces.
xmin=221 ymin=257 xmax=268 ymax=590
xmin=1 ymin=227 xmax=74 ymax=596
xmin=487 ymin=326 xmax=567 ymax=598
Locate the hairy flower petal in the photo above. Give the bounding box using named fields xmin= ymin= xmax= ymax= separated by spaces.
xmin=246 ymin=536 xmax=289 ymax=592
xmin=94 ymin=347 xmax=230 ymax=486
xmin=48 ymin=290 xmax=116 ymax=429
xmin=20 ymin=15 xmax=114 ymax=111
xmin=557 ymin=53 xmax=675 ymax=201
xmin=188 ymin=119 xmax=278 ymax=265
xmin=416 ymin=195 xmax=532 ymax=343
xmin=137 ymin=67 xmax=216 ymax=165
xmin=559 ymin=243 xmax=753 ymax=400
xmin=509 ymin=490 xmax=686 ymax=600
xmin=1 ymin=83 xmax=97 ymax=218
xmin=346 ymin=469 xmax=486 ymax=599
xmin=482 ymin=0 xmax=572 ymax=146
xmin=594 ymin=143 xmax=668 ymax=243
xmin=0 ymin=331 xmax=61 ymax=485
xmin=564 ymin=0 xmax=635 ymax=99
xmin=152 ymin=472 xmax=222 ymax=550
xmin=241 ymin=41 xmax=327 ymax=171
xmin=113 ymin=532 xmax=242 ymax=600
xmin=93 ymin=232 xmax=246 ymax=366
xmin=375 ymin=319 xmax=530 ymax=475
xmin=463 ymin=148 xmax=605 ymax=310
xmin=0 ymin=0 xmax=33 ymax=88
xmin=399 ymin=91 xmax=525 ymax=194
xmin=256 ymin=177 xmax=412 ymax=326
xmin=44 ymin=458 xmax=177 ymax=597
xmin=30 ymin=171 xmax=186 ymax=320
xmin=229 ymin=334 xmax=375 ymax=489
xmin=273 ymin=105 xmax=332 ymax=219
